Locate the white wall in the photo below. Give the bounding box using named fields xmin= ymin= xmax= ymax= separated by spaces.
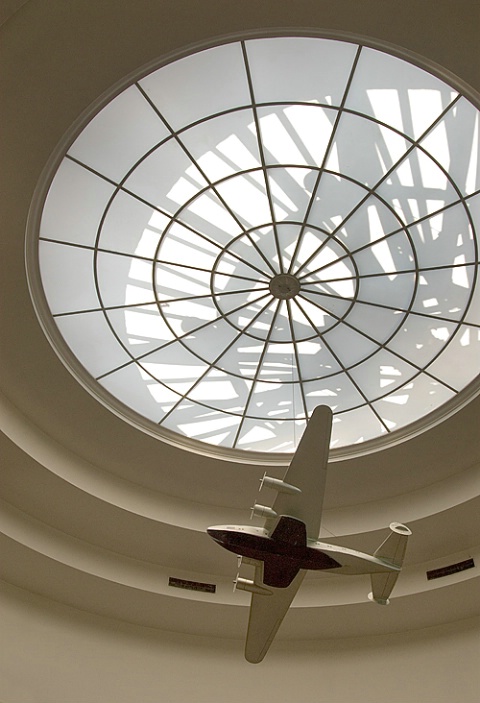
xmin=1 ymin=580 xmax=478 ymax=703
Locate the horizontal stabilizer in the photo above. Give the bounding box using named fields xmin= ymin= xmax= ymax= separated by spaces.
xmin=369 ymin=522 xmax=411 ymax=605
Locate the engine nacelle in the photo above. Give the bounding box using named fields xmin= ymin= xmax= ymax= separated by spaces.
xmin=260 ymin=472 xmax=301 ymax=495
xmin=234 ymin=577 xmax=272 ymax=596
xmin=251 ymin=503 xmax=278 ymax=519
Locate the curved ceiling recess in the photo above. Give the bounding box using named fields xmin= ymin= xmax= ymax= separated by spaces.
xmin=27 ymin=34 xmax=480 ymax=456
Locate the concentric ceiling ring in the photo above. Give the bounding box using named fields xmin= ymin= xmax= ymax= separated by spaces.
xmin=29 ymin=34 xmax=480 ymax=454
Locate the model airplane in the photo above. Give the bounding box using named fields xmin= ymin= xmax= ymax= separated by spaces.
xmin=207 ymin=405 xmax=411 ymax=663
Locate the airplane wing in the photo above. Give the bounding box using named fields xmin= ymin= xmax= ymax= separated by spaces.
xmin=245 ymin=564 xmax=307 ymax=664
xmin=264 ymin=405 xmax=333 ymax=540
xmin=244 ymin=406 xmax=333 ymax=662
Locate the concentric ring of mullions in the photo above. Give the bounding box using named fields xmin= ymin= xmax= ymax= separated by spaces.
xmin=36 ymin=35 xmax=480 ymax=453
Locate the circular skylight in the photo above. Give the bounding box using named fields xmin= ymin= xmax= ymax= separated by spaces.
xmin=29 ymin=34 xmax=480 ymax=455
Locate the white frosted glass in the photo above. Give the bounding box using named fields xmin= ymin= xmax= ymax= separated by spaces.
xmin=334 ymin=197 xmax=403 ymax=252
xmin=155 ymin=264 xmax=211 ymax=303
xmin=188 ymin=368 xmax=253 ymax=410
xmin=124 ymin=139 xmax=207 ymax=215
xmin=303 ymin=372 xmax=365 ymax=413
xmin=267 ymin=167 xmax=317 ymax=223
xmin=295 ymin=339 xmax=342 ymax=380
xmin=420 ymin=98 xmax=480 ymax=196
xmin=99 ymin=191 xmax=165 ymax=257
xmin=348 ymin=348 xmax=418 ymax=400
xmin=176 ymin=190 xmax=243 ymax=246
xmin=216 ymin=336 xmax=264 ymax=378
xmin=411 ymin=266 xmax=474 ymax=320
xmin=326 ymin=112 xmax=410 ymax=187
xmin=139 ymin=43 xmax=250 ymax=129
xmin=40 ymin=159 xmax=116 ymax=247
xmin=236 ymin=417 xmax=296 ymax=453
xmin=376 ymin=152 xmax=459 ymax=224
xmin=409 ymin=205 xmax=474 ymax=267
xmin=139 ymin=343 xmax=209 ymax=395
xmin=99 ymin=363 xmax=176 ymax=421
xmin=307 ymin=172 xmax=368 ymax=234
xmin=106 ymin=305 xmax=175 ymax=356
xmin=372 ymin=374 xmax=455 ymax=429
xmin=39 ymin=242 xmax=98 ymax=314
xmin=215 ymin=170 xmax=271 ymax=229
xmin=219 ymin=236 xmax=276 ymax=279
xmin=55 ymin=311 xmax=131 ymax=377
xmin=353 ymin=232 xmax=414 ymax=278
xmin=183 ymin=319 xmax=242 ymax=363
xmin=426 ymin=325 xmax=480 ymax=390
xmin=157 ymin=224 xmax=220 ymax=270
xmin=346 ymin=47 xmax=457 ymax=139
xmin=68 ymin=86 xmax=170 ymax=181
xmin=255 ymin=341 xmax=298 ymax=382
xmin=299 ymin=290 xmax=352 ymax=322
xmin=344 ymin=300 xmax=405 ymax=342
xmin=330 ymin=406 xmax=386 ymax=447
xmin=357 ymin=271 xmax=415 ymax=309
xmin=388 ymin=315 xmax=458 ymax=367
xmin=245 ymin=37 xmax=358 ymax=106
xmin=96 ymin=252 xmax=155 ymax=307
xmin=178 ymin=108 xmax=261 ymax=181
xmin=323 ymin=323 xmax=378 ymax=366
xmin=163 ymin=403 xmax=241 ymax=448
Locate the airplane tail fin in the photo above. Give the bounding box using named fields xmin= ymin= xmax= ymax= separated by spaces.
xmin=368 ymin=522 xmax=411 ymax=605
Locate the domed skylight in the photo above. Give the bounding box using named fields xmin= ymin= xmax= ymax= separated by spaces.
xmin=30 ymin=35 xmax=480 ymax=454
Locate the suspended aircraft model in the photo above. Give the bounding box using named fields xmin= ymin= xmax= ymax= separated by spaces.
xmin=207 ymin=405 xmax=411 ymax=663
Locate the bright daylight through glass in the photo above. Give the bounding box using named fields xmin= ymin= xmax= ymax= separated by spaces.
xmin=35 ymin=36 xmax=480 ymax=453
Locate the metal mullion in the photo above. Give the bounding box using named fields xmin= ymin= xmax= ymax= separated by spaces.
xmin=293 ymin=295 xmax=391 ymax=433
xmin=232 ymin=298 xmax=283 ymax=447
xmin=157 ymin=294 xmax=276 ymax=427
xmin=295 ymin=93 xmax=464 ymax=279
xmin=285 ymin=298 xmax=309 ymax=419
xmin=96 ymin=289 xmax=272 ymax=381
xmin=296 ymin=292 xmax=458 ymax=393
xmin=135 ymin=82 xmax=277 ymax=278
xmin=286 ymin=45 xmax=363 ymax=276
xmin=241 ymin=41 xmax=284 ymax=272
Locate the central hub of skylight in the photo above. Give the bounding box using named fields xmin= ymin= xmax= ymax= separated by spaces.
xmin=269 ymin=274 xmax=301 ymax=300
xmin=30 ymin=33 xmax=480 ymax=455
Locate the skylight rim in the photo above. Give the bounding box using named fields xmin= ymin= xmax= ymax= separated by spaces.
xmin=26 ymin=28 xmax=480 ymax=463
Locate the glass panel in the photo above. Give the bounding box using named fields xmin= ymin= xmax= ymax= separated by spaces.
xmin=183 ymin=318 xmax=242 ymax=365
xmin=306 ymin=172 xmax=369 ymax=234
xmin=163 ymin=402 xmax=241 ymax=448
xmin=352 ymin=229 xmax=414 ymax=276
xmin=236 ymin=417 xmax=296 ymax=453
xmin=411 ymin=265 xmax=475 ymax=321
xmin=39 ymin=242 xmax=98 ymax=314
xmin=188 ymin=368 xmax=253 ymax=411
xmin=40 ymin=159 xmax=116 ymax=247
xmin=68 ymin=86 xmax=170 ymax=181
xmin=295 ymin=339 xmax=342 ymax=380
xmin=388 ymin=314 xmax=458 ymax=368
xmin=139 ymin=42 xmax=251 ymax=129
xmin=325 ymin=112 xmax=410 ymax=187
xmin=407 ymin=202 xmax=474 ymax=267
xmin=215 ymin=169 xmax=272 ymax=229
xmin=426 ymin=324 xmax=480 ymax=391
xmin=179 ymin=107 xmax=261 ymax=182
xmin=139 ymin=342 xmax=209 ymax=394
xmin=342 ymin=300 xmax=406 ymax=342
xmin=245 ymin=36 xmax=358 ymax=106
xmin=246 ymin=378 xmax=305 ymax=420
xmin=346 ymin=46 xmax=458 ymax=139
xmin=348 ymin=348 xmax=419 ymax=400
xmin=96 ymin=251 xmax=155 ymax=307
xmin=267 ymin=166 xmax=317 ymax=223
xmin=357 ymin=271 xmax=416 ymax=309
xmin=55 ymin=311 xmax=131 ymax=377
xmin=322 ymin=322 xmax=379 ymax=366
xmin=216 ymin=336 xmax=264 ymax=378
xmin=99 ymin=190 xmax=167 ymax=257
xmin=175 ymin=190 xmax=245 ymax=248
xmin=376 ymin=149 xmax=459 ymax=225
xmin=303 ymin=372 xmax=365 ymax=413
xmin=99 ymin=363 xmax=179 ymax=421
xmin=106 ymin=304 xmax=176 ymax=356
xmin=124 ymin=139 xmax=207 ymax=216
xmin=372 ymin=374 xmax=455 ymax=430
xmin=330 ymin=406 xmax=386 ymax=447
xmin=419 ymin=97 xmax=480 ymax=196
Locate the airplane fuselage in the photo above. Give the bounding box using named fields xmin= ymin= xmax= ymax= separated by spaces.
xmin=208 ymin=516 xmax=400 ymax=589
